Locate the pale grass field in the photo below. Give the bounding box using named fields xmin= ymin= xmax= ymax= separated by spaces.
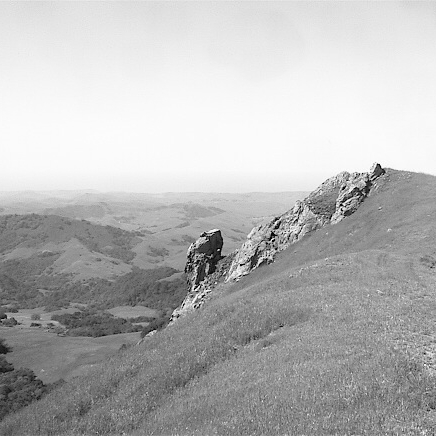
xmin=0 ymin=326 xmax=139 ymax=383
xmin=1 ymin=305 xmax=152 ymax=383
xmin=107 ymin=305 xmax=159 ymax=319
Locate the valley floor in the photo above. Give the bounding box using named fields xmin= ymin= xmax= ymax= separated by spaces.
xmin=0 ymin=326 xmax=139 ymax=383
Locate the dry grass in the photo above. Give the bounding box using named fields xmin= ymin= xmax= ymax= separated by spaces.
xmin=107 ymin=305 xmax=159 ymax=319
xmin=1 ymin=169 xmax=436 ymax=435
xmin=0 ymin=326 xmax=139 ymax=383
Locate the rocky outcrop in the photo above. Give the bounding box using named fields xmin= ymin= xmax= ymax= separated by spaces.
xmin=170 ymin=229 xmax=224 ymax=322
xmin=185 ymin=229 xmax=223 ymax=288
xmin=226 ymin=163 xmax=385 ymax=282
xmin=331 ymin=163 xmax=385 ymax=224
xmin=225 ymin=202 xmax=330 ymax=281
xmin=168 ymin=163 xmax=386 ymax=322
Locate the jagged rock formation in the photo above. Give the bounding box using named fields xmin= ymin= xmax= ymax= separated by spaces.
xmin=331 ymin=163 xmax=385 ymax=224
xmin=226 ymin=163 xmax=385 ymax=282
xmin=168 ymin=164 xmax=385 ymax=321
xmin=185 ymin=229 xmax=223 ymax=288
xmin=170 ymin=229 xmax=224 ymax=322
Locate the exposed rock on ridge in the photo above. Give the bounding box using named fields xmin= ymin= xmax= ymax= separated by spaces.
xmin=170 ymin=229 xmax=224 ymax=321
xmin=331 ymin=163 xmax=385 ymax=224
xmin=168 ymin=163 xmax=385 ymax=323
xmin=226 ymin=163 xmax=385 ymax=282
xmin=185 ymin=229 xmax=223 ymax=288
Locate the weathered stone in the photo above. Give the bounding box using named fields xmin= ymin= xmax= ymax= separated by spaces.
xmin=169 ymin=229 xmax=224 ymax=323
xmin=169 ymin=163 xmax=386 ymax=322
xmin=226 ymin=163 xmax=385 ymax=282
xmin=185 ymin=229 xmax=223 ymax=288
xmin=225 ymin=200 xmax=329 ymax=281
xmin=331 ymin=163 xmax=385 ymax=224
xmin=369 ymin=162 xmax=385 ymax=181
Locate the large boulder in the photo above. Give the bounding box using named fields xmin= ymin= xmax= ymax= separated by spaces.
xmin=226 ymin=163 xmax=385 ymax=282
xmin=169 ymin=229 xmax=224 ymax=323
xmin=185 ymin=229 xmax=223 ymax=288
xmin=331 ymin=163 xmax=385 ymax=224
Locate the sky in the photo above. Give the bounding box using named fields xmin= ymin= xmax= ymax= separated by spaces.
xmin=1 ymin=1 xmax=436 ymax=193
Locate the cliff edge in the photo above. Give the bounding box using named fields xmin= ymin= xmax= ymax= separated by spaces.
xmin=170 ymin=229 xmax=225 ymax=321
xmin=226 ymin=163 xmax=385 ymax=281
xmin=170 ymin=163 xmax=385 ymax=321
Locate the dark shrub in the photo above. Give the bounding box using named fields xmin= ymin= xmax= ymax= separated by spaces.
xmin=140 ymin=317 xmax=169 ymax=338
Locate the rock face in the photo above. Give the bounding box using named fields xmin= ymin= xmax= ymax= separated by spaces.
xmin=331 ymin=163 xmax=385 ymax=224
xmin=226 ymin=163 xmax=385 ymax=282
xmin=185 ymin=229 xmax=223 ymax=288
xmin=170 ymin=229 xmax=224 ymax=322
xmin=169 ymin=163 xmax=386 ymax=322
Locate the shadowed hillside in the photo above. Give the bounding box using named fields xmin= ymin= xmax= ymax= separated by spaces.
xmin=0 ymin=215 xmax=186 ymax=310
xmin=2 ymin=168 xmax=436 ymax=435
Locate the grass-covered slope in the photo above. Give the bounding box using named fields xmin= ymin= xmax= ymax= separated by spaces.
xmin=0 ymin=214 xmax=140 ymax=262
xmin=0 ymin=214 xmax=188 ymax=310
xmin=2 ymin=169 xmax=436 ymax=435
xmin=0 ymin=191 xmax=308 ymax=271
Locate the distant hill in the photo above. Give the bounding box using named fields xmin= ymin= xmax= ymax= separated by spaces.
xmin=3 ymin=167 xmax=436 ymax=435
xmin=0 ymin=191 xmax=308 ymax=271
xmin=0 ymin=192 xmax=308 ymax=311
xmin=0 ymin=214 xmax=183 ymax=310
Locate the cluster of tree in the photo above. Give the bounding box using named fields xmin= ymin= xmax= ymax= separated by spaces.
xmin=126 ymin=315 xmax=156 ymax=323
xmin=0 ymin=255 xmax=187 ymax=312
xmin=0 ymin=309 xmax=18 ymax=327
xmin=116 ymin=267 xmax=187 ymax=309
xmin=0 ymin=255 xmax=60 ymax=308
xmin=0 ymin=214 xmax=192 ymax=313
xmin=40 ymin=267 xmax=187 ymax=311
xmin=140 ymin=316 xmax=169 ymax=338
xmin=51 ymin=309 xmax=142 ymax=337
xmin=1 ymin=318 xmax=18 ymax=327
xmin=147 ymin=246 xmax=169 ymax=258
xmin=0 ymin=338 xmax=56 ymax=421
xmin=0 ymin=214 xmax=140 ymax=263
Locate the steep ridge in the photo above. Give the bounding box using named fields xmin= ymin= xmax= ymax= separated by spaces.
xmin=226 ymin=163 xmax=385 ymax=281
xmin=170 ymin=164 xmax=385 ymax=323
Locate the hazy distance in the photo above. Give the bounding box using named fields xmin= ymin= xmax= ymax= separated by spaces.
xmin=1 ymin=2 xmax=435 ymax=193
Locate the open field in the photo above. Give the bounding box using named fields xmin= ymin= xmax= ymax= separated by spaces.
xmin=107 ymin=305 xmax=159 ymax=319
xmin=3 ymin=307 xmax=79 ymax=328
xmin=0 ymin=305 xmax=151 ymax=384
xmin=0 ymin=326 xmax=139 ymax=384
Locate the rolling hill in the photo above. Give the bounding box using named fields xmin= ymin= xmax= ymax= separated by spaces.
xmin=0 ymin=214 xmax=184 ymax=310
xmin=0 ymin=191 xmax=307 ymax=311
xmin=2 ymin=166 xmax=436 ymax=435
xmin=0 ymin=191 xmax=307 ymax=270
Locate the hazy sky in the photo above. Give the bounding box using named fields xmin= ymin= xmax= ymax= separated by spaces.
xmin=1 ymin=1 xmax=436 ymax=192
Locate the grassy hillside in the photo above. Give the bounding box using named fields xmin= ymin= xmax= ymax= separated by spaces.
xmin=0 ymin=327 xmax=140 ymax=384
xmin=0 ymin=214 xmax=139 ymax=292
xmin=0 ymin=191 xmax=308 ymax=270
xmin=0 ymin=214 xmax=188 ymax=310
xmin=0 ymin=214 xmax=140 ymax=262
xmin=2 ymin=169 xmax=436 ymax=435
